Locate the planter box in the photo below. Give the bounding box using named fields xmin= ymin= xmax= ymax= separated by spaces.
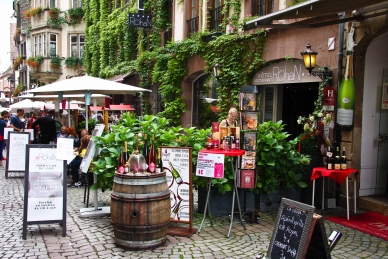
xmin=197 ymin=187 xmax=258 ymax=217
xmin=259 ymin=188 xmax=301 ymax=212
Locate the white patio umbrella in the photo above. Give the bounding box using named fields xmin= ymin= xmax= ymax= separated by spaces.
xmin=28 ymin=75 xmax=151 ymax=130
xmin=28 ymin=75 xmax=151 ymax=217
xmin=16 ymin=94 xmax=110 ymax=126
xmin=9 ymin=99 xmax=46 ymax=113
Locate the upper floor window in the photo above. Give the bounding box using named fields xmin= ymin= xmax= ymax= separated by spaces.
xmin=209 ymin=0 xmax=225 ymax=31
xmin=20 ymin=42 xmax=27 ymax=57
xmin=187 ymin=0 xmax=199 ymax=36
xmin=33 ymin=0 xmax=56 ymax=8
xmin=33 ymin=33 xmax=46 ymax=56
xmin=253 ymin=0 xmax=274 ymax=16
xmin=70 ymin=34 xmax=85 ymax=58
xmin=72 ymin=0 xmax=82 ymax=8
xmin=49 ymin=34 xmax=57 ymax=56
xmin=33 ymin=32 xmax=58 ymax=57
xmin=191 ymin=0 xmax=199 ymax=18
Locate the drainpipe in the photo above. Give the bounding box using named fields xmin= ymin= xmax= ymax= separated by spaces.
xmin=335 ymin=12 xmax=345 ymax=144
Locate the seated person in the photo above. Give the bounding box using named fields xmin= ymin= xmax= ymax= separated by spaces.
xmin=69 ymin=134 xmax=92 ymax=187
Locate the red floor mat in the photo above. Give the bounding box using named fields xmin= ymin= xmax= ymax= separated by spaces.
xmin=325 ymin=211 xmax=388 ymax=241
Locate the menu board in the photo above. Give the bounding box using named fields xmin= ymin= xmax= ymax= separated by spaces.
xmin=196 ymin=151 xmax=225 ymax=178
xmin=161 ymin=147 xmax=192 ymax=224
xmin=22 ymin=145 xmax=67 ymax=240
xmin=267 ymin=198 xmax=315 ymax=259
xmin=6 ymin=132 xmax=30 ymax=177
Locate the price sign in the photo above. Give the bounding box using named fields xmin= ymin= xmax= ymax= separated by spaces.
xmin=196 ymin=151 xmax=225 ymax=178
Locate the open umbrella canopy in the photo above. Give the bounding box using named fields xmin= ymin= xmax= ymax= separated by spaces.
xmin=9 ymin=99 xmax=45 ymax=112
xmin=28 ymin=75 xmax=151 ymax=95
xmin=42 ymin=102 xmax=81 ymax=110
xmin=15 ymin=93 xmax=110 ymax=106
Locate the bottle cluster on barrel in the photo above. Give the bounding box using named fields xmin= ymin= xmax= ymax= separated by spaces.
xmin=118 ymin=133 xmax=163 ymax=174
xmin=325 ymin=146 xmax=347 ymax=170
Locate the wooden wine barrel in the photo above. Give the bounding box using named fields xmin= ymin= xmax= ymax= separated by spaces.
xmin=110 ymin=172 xmax=170 ymax=250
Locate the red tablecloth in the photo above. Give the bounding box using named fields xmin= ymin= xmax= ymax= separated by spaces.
xmin=311 ymin=167 xmax=358 ymax=184
xmin=200 ymin=149 xmax=245 ymax=157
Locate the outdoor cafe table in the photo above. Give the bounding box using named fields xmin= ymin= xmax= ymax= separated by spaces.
xmin=311 ymin=167 xmax=358 ymax=220
xmin=197 ymin=149 xmax=246 ymax=237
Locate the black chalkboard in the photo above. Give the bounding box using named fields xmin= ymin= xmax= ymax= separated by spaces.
xmin=267 ymin=198 xmax=315 ymax=259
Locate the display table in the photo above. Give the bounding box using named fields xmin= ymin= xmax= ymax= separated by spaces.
xmin=197 ymin=149 xmax=246 ymax=237
xmin=311 ymin=167 xmax=358 ymax=220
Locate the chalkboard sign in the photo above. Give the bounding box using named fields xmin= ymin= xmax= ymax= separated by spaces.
xmin=22 ymin=145 xmax=67 ymax=240
xmin=267 ymin=198 xmax=315 ymax=259
xmin=5 ymin=131 xmax=30 ymax=178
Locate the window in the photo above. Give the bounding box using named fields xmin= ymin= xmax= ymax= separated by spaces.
xmin=209 ymin=0 xmax=225 ymax=31
xmin=253 ymin=0 xmax=274 ymax=16
xmin=72 ymin=0 xmax=82 ymax=8
xmin=20 ymin=42 xmax=27 ymax=57
xmin=34 ymin=0 xmax=56 ymax=8
xmin=49 ymin=34 xmax=57 ymax=56
xmin=187 ymin=0 xmax=199 ymax=36
xmin=70 ymin=34 xmax=85 ymax=58
xmin=33 ymin=33 xmax=46 ymax=56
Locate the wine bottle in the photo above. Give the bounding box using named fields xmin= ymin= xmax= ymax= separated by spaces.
xmin=156 ymin=148 xmax=163 ymax=173
xmin=148 ymin=134 xmax=157 ymax=173
xmin=230 ymin=130 xmax=236 ymax=150
xmin=337 ymin=53 xmax=355 ymax=128
xmin=143 ymin=134 xmax=149 ymax=163
xmin=123 ymin=141 xmax=129 ymax=173
xmin=327 ymin=147 xmax=333 ymax=170
xmin=118 ymin=148 xmax=125 ymax=174
xmin=341 ymin=147 xmax=347 ymax=170
xmin=168 ymin=161 xmax=183 ymax=184
xmin=170 ymin=200 xmax=182 ymax=219
xmin=334 ymin=147 xmax=341 ymax=170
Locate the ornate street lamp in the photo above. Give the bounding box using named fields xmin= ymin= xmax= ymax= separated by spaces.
xmin=300 ymin=43 xmax=332 ymax=80
xmin=213 ymin=61 xmax=222 ymax=79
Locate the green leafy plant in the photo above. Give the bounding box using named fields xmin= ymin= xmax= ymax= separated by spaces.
xmin=286 ymin=0 xmax=307 ymax=8
xmin=50 ymin=55 xmax=63 ymax=69
xmin=256 ymin=120 xmax=310 ymax=194
xmin=26 ymin=56 xmax=44 ymax=68
xmin=65 ymin=57 xmax=84 ymax=70
xmin=67 ymin=7 xmax=84 ymax=26
xmin=24 ymin=7 xmax=43 ymax=19
xmin=78 ymin=118 xmax=98 ymax=134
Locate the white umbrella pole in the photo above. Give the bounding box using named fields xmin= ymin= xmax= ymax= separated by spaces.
xmin=85 ymin=105 xmax=89 ymax=131
xmin=67 ymin=98 xmax=71 ymax=126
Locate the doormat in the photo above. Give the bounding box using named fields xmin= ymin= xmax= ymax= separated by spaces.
xmin=325 ymin=211 xmax=388 ymax=241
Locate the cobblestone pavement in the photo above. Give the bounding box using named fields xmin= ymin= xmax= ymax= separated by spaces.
xmin=1 ymin=168 xmax=388 ymax=259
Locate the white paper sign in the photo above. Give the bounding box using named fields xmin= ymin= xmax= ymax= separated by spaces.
xmin=27 ymin=148 xmax=64 ymax=221
xmin=56 ymin=138 xmax=74 ymax=161
xmin=7 ymin=132 xmax=29 ymax=171
xmin=4 ymin=128 xmax=14 ymax=139
xmin=24 ymin=129 xmax=34 ymax=140
xmin=196 ymin=152 xmax=225 ymax=178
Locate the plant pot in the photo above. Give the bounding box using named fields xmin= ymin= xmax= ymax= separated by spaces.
xmin=197 ymin=187 xmax=258 ymax=217
xmin=259 ymin=187 xmax=301 ymax=212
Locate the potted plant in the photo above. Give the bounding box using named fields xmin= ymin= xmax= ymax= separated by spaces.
xmin=24 ymin=7 xmax=43 ymax=19
xmin=67 ymin=7 xmax=84 ymax=26
xmin=27 ymin=56 xmax=44 ymax=72
xmin=255 ymin=120 xmax=310 ymax=211
xmin=50 ymin=55 xmax=63 ymax=70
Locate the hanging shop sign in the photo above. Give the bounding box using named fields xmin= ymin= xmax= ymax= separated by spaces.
xmin=322 ymin=86 xmax=336 ymax=111
xmin=128 ymin=13 xmax=152 ymax=28
xmin=251 ymin=60 xmax=322 ymax=85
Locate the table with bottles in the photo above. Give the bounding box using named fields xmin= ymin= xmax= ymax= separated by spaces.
xmin=197 ymin=148 xmax=246 ymax=238
xmin=311 ymin=167 xmax=358 ymax=220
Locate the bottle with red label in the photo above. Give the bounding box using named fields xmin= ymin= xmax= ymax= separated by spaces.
xmin=148 ymin=134 xmax=157 ymax=173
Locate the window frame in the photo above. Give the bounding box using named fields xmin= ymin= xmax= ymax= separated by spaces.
xmin=70 ymin=34 xmax=86 ymax=58
xmin=253 ymin=0 xmax=274 ymax=17
xmin=49 ymin=33 xmax=58 ymax=57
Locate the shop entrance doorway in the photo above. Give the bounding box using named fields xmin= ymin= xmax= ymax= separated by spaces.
xmin=282 ymin=82 xmax=319 ymax=139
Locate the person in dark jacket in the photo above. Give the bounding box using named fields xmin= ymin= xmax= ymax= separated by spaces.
xmin=31 ymin=110 xmax=57 ymax=144
xmin=0 ymin=110 xmax=9 ymax=165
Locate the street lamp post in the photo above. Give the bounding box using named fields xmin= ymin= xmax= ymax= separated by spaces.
xmin=300 ymin=43 xmax=332 ymax=80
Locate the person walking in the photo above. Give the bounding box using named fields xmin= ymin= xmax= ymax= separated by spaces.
xmin=31 ymin=110 xmax=57 ymax=144
xmin=0 ymin=111 xmax=9 ymax=166
xmin=9 ymin=109 xmax=25 ymax=132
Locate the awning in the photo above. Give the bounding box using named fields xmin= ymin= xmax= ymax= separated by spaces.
xmin=90 ymin=106 xmax=103 ymax=111
xmin=107 ymin=104 xmax=135 ymax=111
xmin=244 ymin=0 xmax=388 ymax=30
xmin=108 ymin=70 xmax=136 ymax=82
